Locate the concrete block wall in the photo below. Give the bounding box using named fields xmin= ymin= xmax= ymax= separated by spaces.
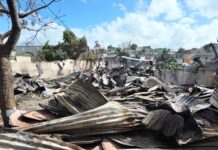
xmin=154 ymin=68 xmax=216 ymax=87
xmin=11 ymin=56 xmax=97 ymax=79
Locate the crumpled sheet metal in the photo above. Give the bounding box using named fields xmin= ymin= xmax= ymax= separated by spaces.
xmin=143 ymin=110 xmax=184 ymax=138
xmin=39 ymin=99 xmax=72 ymax=117
xmin=168 ymin=94 xmax=211 ymax=114
xmin=12 ymin=69 xmax=218 ymax=148
xmin=109 ymin=130 xmax=218 ymax=149
xmin=109 ymin=130 xmax=174 ymax=148
xmin=19 ymin=102 xmax=147 ymax=137
xmin=54 ymin=79 xmax=108 ymax=114
xmin=142 ymin=105 xmax=203 ymax=145
xmin=14 ymin=72 xmax=81 ymax=99
xmin=145 ymin=77 xmax=174 ymax=94
xmin=210 ymin=88 xmax=218 ymax=109
xmin=22 ymin=110 xmax=57 ymax=121
xmin=0 ymin=131 xmax=83 ymax=150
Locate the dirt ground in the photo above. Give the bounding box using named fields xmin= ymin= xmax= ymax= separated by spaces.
xmin=0 ymin=94 xmax=51 ymax=124
xmin=16 ymin=94 xmax=51 ymax=111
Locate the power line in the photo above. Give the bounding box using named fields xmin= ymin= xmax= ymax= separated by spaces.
xmin=40 ymin=0 xmax=70 ymax=30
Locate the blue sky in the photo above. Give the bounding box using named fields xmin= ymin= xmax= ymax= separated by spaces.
xmin=39 ymin=0 xmax=137 ymax=28
xmin=2 ymin=0 xmax=218 ymax=50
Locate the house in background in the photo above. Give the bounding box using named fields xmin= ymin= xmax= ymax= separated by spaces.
xmin=183 ymin=48 xmax=199 ymax=64
xmin=183 ymin=43 xmax=218 ymax=66
xmin=15 ymin=45 xmax=43 ymax=55
xmin=10 ymin=45 xmax=43 ymax=62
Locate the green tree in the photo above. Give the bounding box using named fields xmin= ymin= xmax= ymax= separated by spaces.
xmin=115 ymin=47 xmax=129 ymax=56
xmin=36 ymin=41 xmax=63 ymax=61
xmin=83 ymin=52 xmax=98 ymax=62
xmin=162 ymin=48 xmax=170 ymax=61
xmin=107 ymin=45 xmax=115 ymax=51
xmin=130 ymin=43 xmax=137 ymax=50
xmin=42 ymin=49 xmax=59 ymax=61
xmin=115 ymin=47 xmax=121 ymax=54
xmin=156 ymin=48 xmax=171 ymax=62
xmin=141 ymin=48 xmax=146 ymax=53
xmin=79 ymin=36 xmax=89 ymax=52
xmin=178 ymin=47 xmax=185 ymax=53
xmin=42 ymin=41 xmax=52 ymax=50
xmin=119 ymin=51 xmax=130 ymax=57
xmin=36 ymin=30 xmax=88 ymax=61
xmin=94 ymin=40 xmax=101 ymax=50
xmin=59 ymin=30 xmax=88 ymax=59
xmin=63 ymin=29 xmax=77 ymax=44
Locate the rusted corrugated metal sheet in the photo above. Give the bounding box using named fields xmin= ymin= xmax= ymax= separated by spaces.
xmin=40 ymin=79 xmax=108 ymax=116
xmin=54 ymin=79 xmax=108 ymax=114
xmin=0 ymin=131 xmax=83 ymax=150
xmin=18 ymin=102 xmax=147 ymax=136
xmin=210 ymin=88 xmax=218 ymax=108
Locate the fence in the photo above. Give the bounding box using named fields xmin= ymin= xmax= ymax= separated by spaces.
xmin=154 ymin=68 xmax=217 ymax=87
xmin=11 ymin=56 xmax=97 ymax=79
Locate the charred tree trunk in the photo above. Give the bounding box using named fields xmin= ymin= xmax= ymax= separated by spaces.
xmin=0 ymin=54 xmax=16 ymax=126
xmin=0 ymin=0 xmax=57 ymax=126
xmin=0 ymin=0 xmax=21 ymax=126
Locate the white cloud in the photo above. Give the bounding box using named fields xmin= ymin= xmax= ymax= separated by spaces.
xmin=146 ymin=0 xmax=184 ymax=20
xmin=18 ymin=22 xmax=65 ymax=45
xmin=186 ymin=0 xmax=218 ymax=18
xmin=135 ymin=0 xmax=148 ymax=12
xmin=179 ymin=17 xmax=195 ymax=24
xmin=113 ymin=3 xmax=126 ymax=12
xmin=69 ymin=11 xmax=218 ymax=49
xmin=18 ymin=0 xmax=218 ymax=50
xmin=118 ymin=3 xmax=126 ymax=12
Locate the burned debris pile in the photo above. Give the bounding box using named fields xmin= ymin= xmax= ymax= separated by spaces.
xmin=5 ymin=66 xmax=218 ymax=149
xmin=0 ymin=128 xmax=83 ymax=150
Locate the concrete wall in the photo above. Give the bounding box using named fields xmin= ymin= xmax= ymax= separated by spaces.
xmin=154 ymin=68 xmax=216 ymax=87
xmin=11 ymin=56 xmax=97 ymax=79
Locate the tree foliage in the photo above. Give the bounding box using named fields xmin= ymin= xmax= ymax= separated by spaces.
xmin=35 ymin=41 xmax=63 ymax=61
xmin=157 ymin=59 xmax=181 ymax=69
xmin=156 ymin=48 xmax=171 ymax=62
xmin=60 ymin=30 xmax=88 ymax=59
xmin=130 ymin=43 xmax=137 ymax=50
xmin=107 ymin=45 xmax=115 ymax=51
xmin=36 ymin=30 xmax=89 ymax=61
xmin=178 ymin=47 xmax=185 ymax=53
xmin=115 ymin=47 xmax=130 ymax=56
xmin=82 ymin=52 xmax=98 ymax=62
xmin=155 ymin=48 xmax=181 ymax=69
xmin=94 ymin=40 xmax=101 ymax=50
xmin=63 ymin=29 xmax=77 ymax=43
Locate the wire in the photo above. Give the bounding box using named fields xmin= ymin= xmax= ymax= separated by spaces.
xmin=40 ymin=0 xmax=70 ymax=30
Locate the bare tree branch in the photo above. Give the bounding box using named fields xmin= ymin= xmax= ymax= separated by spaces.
xmin=0 ymin=8 xmax=9 ymax=15
xmin=5 ymin=0 xmax=21 ymax=51
xmin=22 ymin=21 xmax=56 ymax=45
xmin=0 ymin=0 xmax=58 ymax=18
xmin=1 ymin=30 xmax=12 ymax=40
xmin=0 ymin=4 xmax=63 ymax=45
xmin=0 ymin=0 xmax=61 ymax=127
xmin=20 ymin=0 xmax=58 ymax=18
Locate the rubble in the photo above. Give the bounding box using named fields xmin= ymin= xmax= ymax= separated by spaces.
xmin=19 ymin=101 xmax=147 ymax=136
xmin=14 ymin=72 xmax=81 ymax=100
xmin=54 ymin=79 xmax=108 ymax=114
xmin=0 ymin=128 xmax=83 ymax=150
xmin=3 ymin=65 xmax=218 ymax=149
